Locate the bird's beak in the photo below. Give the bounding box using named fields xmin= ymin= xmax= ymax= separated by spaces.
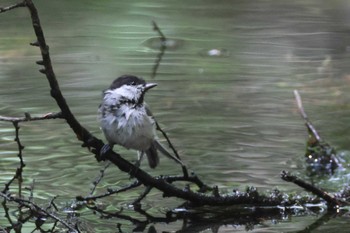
xmin=144 ymin=83 xmax=157 ymax=91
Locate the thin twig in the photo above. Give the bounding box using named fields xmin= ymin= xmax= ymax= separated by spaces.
xmin=149 ymin=22 xmax=188 ymax=175
xmin=90 ymin=162 xmax=111 ymax=196
xmin=163 ymin=173 xmax=211 ymax=192
xmin=150 ymin=21 xmax=167 ymax=79
xmin=132 ymin=186 xmax=153 ymax=205
xmin=0 ymin=192 xmax=79 ymax=233
xmin=28 ymin=179 xmax=35 ymax=202
xmin=0 ymin=1 xmax=26 ymax=13
xmin=46 ymin=195 xmax=59 ymax=211
xmin=0 ymin=112 xmax=63 ymax=123
xmin=77 ymin=180 xmax=141 ymax=201
xmin=2 ymin=170 xmax=18 ymax=194
xmin=155 ymin=121 xmax=188 ymax=177
xmin=12 ymin=122 xmax=25 ymax=198
xmin=155 ymin=122 xmax=181 ymax=161
xmin=87 ymin=205 xmax=145 ymax=226
xmin=294 ymin=90 xmax=322 ymax=142
xmin=2 ymin=199 xmax=14 ymax=228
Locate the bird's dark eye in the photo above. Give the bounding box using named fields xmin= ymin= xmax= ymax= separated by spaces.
xmin=130 ymin=81 xmax=136 ymax=86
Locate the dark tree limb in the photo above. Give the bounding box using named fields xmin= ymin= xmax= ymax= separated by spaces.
xmin=24 ymin=0 xmax=102 ymax=149
xmin=281 ymin=171 xmax=346 ymax=208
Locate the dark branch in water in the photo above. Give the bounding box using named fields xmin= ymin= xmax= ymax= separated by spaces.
xmin=281 ymin=170 xmax=346 ymax=208
xmin=294 ymin=90 xmax=342 ymax=175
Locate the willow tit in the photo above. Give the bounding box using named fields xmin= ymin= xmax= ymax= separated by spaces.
xmin=98 ymin=75 xmax=183 ymax=168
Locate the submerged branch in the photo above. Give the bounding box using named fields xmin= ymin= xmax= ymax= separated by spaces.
xmin=281 ymin=171 xmax=345 ymax=208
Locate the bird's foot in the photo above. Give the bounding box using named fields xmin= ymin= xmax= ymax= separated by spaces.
xmin=134 ymin=159 xmax=141 ymax=168
xmin=129 ymin=160 xmax=142 ymax=179
xmin=97 ymin=144 xmax=112 ymax=161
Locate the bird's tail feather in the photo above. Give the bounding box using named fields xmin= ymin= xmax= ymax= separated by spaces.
xmin=145 ymin=143 xmax=159 ymax=168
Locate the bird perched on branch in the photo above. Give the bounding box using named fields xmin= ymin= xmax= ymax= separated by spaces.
xmin=98 ymin=75 xmax=183 ymax=168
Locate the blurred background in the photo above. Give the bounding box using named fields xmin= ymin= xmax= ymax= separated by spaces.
xmin=1 ymin=0 xmax=350 ymax=232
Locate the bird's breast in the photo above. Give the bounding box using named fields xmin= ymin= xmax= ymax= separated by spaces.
xmin=101 ymin=106 xmax=156 ymax=151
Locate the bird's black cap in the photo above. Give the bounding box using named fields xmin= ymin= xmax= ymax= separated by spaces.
xmin=109 ymin=75 xmax=146 ymax=90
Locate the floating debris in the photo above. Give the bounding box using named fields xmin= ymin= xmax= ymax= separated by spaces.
xmin=199 ymin=48 xmax=230 ymax=57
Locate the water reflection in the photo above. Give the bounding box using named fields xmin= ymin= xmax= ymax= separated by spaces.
xmin=1 ymin=0 xmax=350 ymax=232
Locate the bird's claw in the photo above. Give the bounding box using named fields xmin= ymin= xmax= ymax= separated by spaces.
xmin=128 ymin=160 xmax=141 ymax=179
xmin=98 ymin=144 xmax=112 ymax=161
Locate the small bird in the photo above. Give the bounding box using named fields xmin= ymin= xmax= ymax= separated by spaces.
xmin=98 ymin=75 xmax=182 ymax=168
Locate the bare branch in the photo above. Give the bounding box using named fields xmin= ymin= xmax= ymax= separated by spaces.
xmin=281 ymin=170 xmax=346 ymax=208
xmin=0 ymin=1 xmax=26 ymax=14
xmin=77 ymin=180 xmax=141 ymax=202
xmin=2 ymin=169 xmax=18 ymax=194
xmin=0 ymin=112 xmax=63 ymax=123
xmin=12 ymin=122 xmax=25 ymax=198
xmin=0 ymin=192 xmax=79 ymax=233
xmin=46 ymin=195 xmax=59 ymax=211
xmin=155 ymin=121 xmax=189 ymax=177
xmin=24 ymin=0 xmax=98 ymax=147
xmin=294 ymin=90 xmax=322 ymax=142
xmin=132 ymin=186 xmax=153 ymax=205
xmin=150 ymin=21 xmax=167 ymax=79
xmin=89 ymin=162 xmax=111 ymax=196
